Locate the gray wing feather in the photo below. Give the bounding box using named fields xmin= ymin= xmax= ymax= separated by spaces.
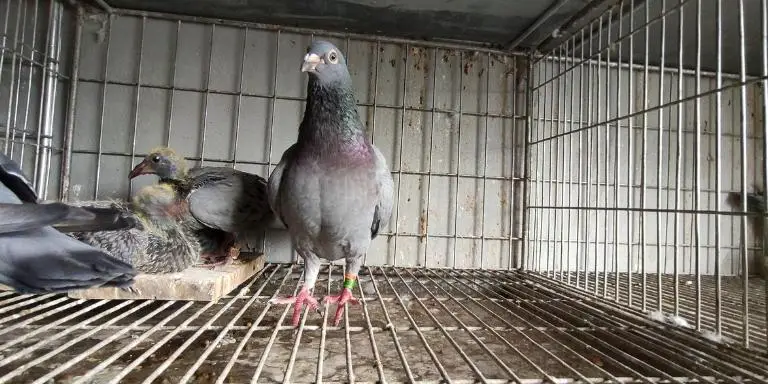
xmin=371 ymin=145 xmax=394 ymax=239
xmin=267 ymin=144 xmax=298 ymax=228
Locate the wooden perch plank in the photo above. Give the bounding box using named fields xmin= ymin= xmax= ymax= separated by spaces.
xmin=67 ymin=253 xmax=266 ymax=302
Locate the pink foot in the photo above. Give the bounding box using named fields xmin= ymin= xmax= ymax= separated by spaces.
xmin=322 ymin=288 xmax=359 ymax=327
xmin=270 ymin=287 xmax=320 ymax=327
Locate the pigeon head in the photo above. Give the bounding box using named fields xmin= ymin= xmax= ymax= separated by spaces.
xmin=129 ymin=147 xmax=188 ymax=181
xmin=301 ymin=40 xmax=350 ymax=85
xmin=132 ymin=184 xmax=187 ymax=223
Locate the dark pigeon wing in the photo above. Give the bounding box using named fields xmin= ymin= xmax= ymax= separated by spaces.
xmin=0 ymin=152 xmax=37 ymax=203
xmin=186 ymin=167 xmax=270 ymax=233
xmin=0 ymin=226 xmax=136 ymax=293
xmin=0 ymin=203 xmax=94 ymax=234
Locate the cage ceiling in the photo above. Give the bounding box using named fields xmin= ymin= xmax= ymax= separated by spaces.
xmin=91 ymin=0 xmax=591 ymax=50
xmin=94 ymin=0 xmax=767 ymax=76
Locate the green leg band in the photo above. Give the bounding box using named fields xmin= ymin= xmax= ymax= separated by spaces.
xmin=343 ymin=277 xmax=357 ymax=289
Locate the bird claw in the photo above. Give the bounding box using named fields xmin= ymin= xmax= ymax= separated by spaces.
xmin=270 ymin=287 xmax=319 ymax=327
xmin=322 ymin=288 xmax=359 ymax=327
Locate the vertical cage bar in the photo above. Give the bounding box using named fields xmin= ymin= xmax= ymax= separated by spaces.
xmin=128 ymin=16 xmax=146 ymax=197
xmin=640 ymin=0 xmax=649 ymax=311
xmin=521 ymin=54 xmax=533 ymax=271
xmin=655 ymin=0 xmax=667 ymax=311
xmin=673 ymin=1 xmax=684 ymax=317
xmin=575 ymin=31 xmax=585 ymax=284
xmin=584 ymin=22 xmax=594 ymax=290
xmin=546 ymin=55 xmax=556 ymax=277
xmin=534 ymin=57 xmax=547 ymax=273
xmin=92 ymin=15 xmax=112 ymax=199
xmin=558 ymin=44 xmax=569 ymax=280
xmin=263 ymin=30 xmax=280 ymax=254
xmin=594 ymin=14 xmax=603 ymax=295
xmin=603 ymin=8 xmax=613 ymax=298
xmin=230 ymin=27 xmax=249 ymax=168
xmin=31 ymin=0 xmax=49 ymax=187
xmin=164 ymin=20 xmax=180 ymax=145
xmin=19 ymin=0 xmax=40 ymax=169
xmin=423 ymin=47 xmax=438 ymax=267
xmin=198 ymin=23 xmax=215 ymax=166
xmin=762 ymin=0 xmax=768 ymax=353
xmin=614 ymin=0 xmax=625 ymax=302
xmin=552 ymin=53 xmax=560 ymax=279
xmin=34 ymin=0 xmax=60 ymax=199
xmin=452 ymin=49 xmax=462 ymax=268
xmin=715 ymin=0 xmax=724 ymax=336
xmin=565 ymin=37 xmax=575 ymax=283
xmin=738 ymin=0 xmax=750 ymax=346
xmin=3 ymin=0 xmax=22 ymax=154
xmin=392 ymin=43 xmax=408 ymax=268
xmin=509 ymin=55 xmax=519 ymax=270
xmin=9 ymin=0 xmax=28 ymax=158
xmin=555 ymin=48 xmax=563 ymax=280
xmin=0 ymin=2 xmax=11 ymax=136
xmin=626 ymin=0 xmax=635 ymax=307
xmin=480 ymin=52 xmax=490 ymax=269
xmin=694 ymin=0 xmax=703 ymax=332
xmin=60 ymin=3 xmax=83 ymax=201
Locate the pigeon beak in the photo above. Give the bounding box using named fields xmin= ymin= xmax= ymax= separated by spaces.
xmin=128 ymin=160 xmax=151 ymax=179
xmin=301 ymin=53 xmax=323 ymax=73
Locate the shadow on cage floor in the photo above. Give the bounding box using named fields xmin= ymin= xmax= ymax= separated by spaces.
xmin=0 ymin=264 xmax=765 ymax=383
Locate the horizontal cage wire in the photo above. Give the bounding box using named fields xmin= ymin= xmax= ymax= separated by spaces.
xmin=527 ymin=0 xmax=768 ymax=353
xmin=0 ymin=263 xmax=766 ymax=383
xmin=1 ymin=0 xmax=768 ymax=382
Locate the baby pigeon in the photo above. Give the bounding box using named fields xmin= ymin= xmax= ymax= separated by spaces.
xmin=0 ymin=152 xmax=137 ymax=293
xmin=268 ymin=40 xmax=394 ymax=327
xmin=128 ymin=147 xmax=271 ymax=267
xmin=71 ymin=183 xmax=201 ymax=274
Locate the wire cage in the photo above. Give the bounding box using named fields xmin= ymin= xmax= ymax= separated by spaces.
xmin=1 ymin=0 xmax=768 ymax=382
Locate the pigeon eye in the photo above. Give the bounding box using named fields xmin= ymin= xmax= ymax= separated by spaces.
xmin=328 ymin=51 xmax=338 ymax=64
xmin=151 ymin=155 xmax=161 ymax=163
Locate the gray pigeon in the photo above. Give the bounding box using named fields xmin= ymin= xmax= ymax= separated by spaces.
xmin=0 ymin=152 xmax=137 ymax=294
xmin=268 ymin=40 xmax=394 ymax=327
xmin=726 ymin=187 xmax=768 ymax=279
xmin=128 ymin=146 xmax=272 ymax=267
xmin=70 ymin=183 xmax=202 ymax=274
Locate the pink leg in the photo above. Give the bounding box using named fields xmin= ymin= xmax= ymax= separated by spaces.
xmin=322 ymin=288 xmax=359 ymax=327
xmin=270 ymin=286 xmax=320 ymax=327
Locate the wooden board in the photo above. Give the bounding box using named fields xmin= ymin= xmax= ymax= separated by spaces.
xmin=67 ymin=253 xmax=266 ymax=302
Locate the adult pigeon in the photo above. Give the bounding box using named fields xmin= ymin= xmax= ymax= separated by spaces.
xmin=268 ymin=40 xmax=394 ymax=327
xmin=726 ymin=187 xmax=768 ymax=279
xmin=0 ymin=152 xmax=137 ymax=293
xmin=70 ymin=184 xmax=201 ymax=274
xmin=128 ymin=147 xmax=272 ymax=266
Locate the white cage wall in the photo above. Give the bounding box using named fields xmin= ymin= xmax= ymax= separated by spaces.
xmin=62 ymin=10 xmax=526 ymax=268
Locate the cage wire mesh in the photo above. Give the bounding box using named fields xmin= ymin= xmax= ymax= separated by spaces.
xmin=527 ymin=0 xmax=768 ymax=355
xmin=1 ymin=0 xmax=768 ymax=382
xmin=0 ymin=0 xmax=70 ymax=200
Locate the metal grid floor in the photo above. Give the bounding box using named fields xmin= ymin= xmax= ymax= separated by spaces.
xmin=536 ymin=271 xmax=768 ymax=352
xmin=0 ymin=264 xmax=765 ymax=383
